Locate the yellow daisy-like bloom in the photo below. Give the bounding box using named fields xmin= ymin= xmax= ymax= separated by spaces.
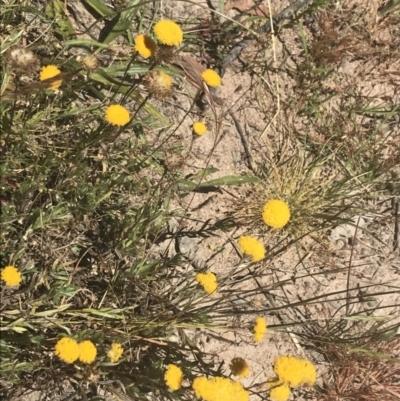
xmin=193 ymin=121 xmax=207 ymax=136
xmin=201 ymin=69 xmax=222 ymax=87
xmin=262 ymin=199 xmax=291 ymax=229
xmin=135 ymin=34 xmax=157 ymax=58
xmin=274 ymin=356 xmax=317 ymax=387
xmin=164 ymin=364 xmax=183 ymax=391
xmin=237 ymin=236 xmax=265 ymax=262
xmin=229 ymin=357 xmax=250 ymax=378
xmin=254 ymin=316 xmax=267 ymax=342
xmin=1 ymin=265 xmax=22 ymax=287
xmin=78 ymin=340 xmax=97 ymax=364
xmin=196 ymin=272 xmax=217 ymax=295
xmin=107 ymin=343 xmax=123 ymax=363
xmin=270 ymin=383 xmax=291 ymax=401
xmin=105 ymin=104 xmax=130 ymax=126
xmin=54 ymin=337 xmax=80 ymax=364
xmin=193 ymin=376 xmax=249 ymax=401
xmin=39 ymin=65 xmax=62 ymax=90
xmin=153 ymin=20 xmax=183 ymax=46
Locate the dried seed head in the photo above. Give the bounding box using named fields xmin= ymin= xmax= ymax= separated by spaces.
xmin=164 ymin=151 xmax=185 ymax=171
xmin=6 ymin=46 xmax=40 ymax=74
xmin=144 ymin=70 xmax=173 ymax=99
xmin=81 ymin=54 xmax=99 ymax=71
xmin=154 ymin=44 xmax=176 ymax=64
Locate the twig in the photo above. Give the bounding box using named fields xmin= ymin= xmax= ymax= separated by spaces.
xmin=229 ymin=110 xmax=254 ymax=172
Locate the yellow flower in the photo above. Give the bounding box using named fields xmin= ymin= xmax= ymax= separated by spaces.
xmin=135 ymin=34 xmax=157 ymax=58
xmin=229 ymin=357 xmax=250 ymax=378
xmin=253 ymin=316 xmax=267 ymax=342
xmin=39 ymin=65 xmax=62 ymax=90
xmin=237 ymin=236 xmax=265 ymax=262
xmin=201 ymin=69 xmax=222 ymax=87
xmin=274 ymin=356 xmax=317 ymax=387
xmin=270 ymin=383 xmax=291 ymax=401
xmin=145 ymin=70 xmax=173 ymax=98
xmin=193 ymin=376 xmax=249 ymax=401
xmin=1 ymin=265 xmax=22 ymax=286
xmin=54 ymin=337 xmax=80 ymax=364
xmin=105 ymin=104 xmax=130 ymax=126
xmin=262 ymin=199 xmax=290 ymax=229
xmin=153 ymin=20 xmax=183 ymax=46
xmin=193 ymin=121 xmax=207 ymax=136
xmin=78 ymin=340 xmax=97 ymax=364
xmin=164 ymin=364 xmax=183 ymax=391
xmin=107 ymin=343 xmax=123 ymax=363
xmin=196 ymin=272 xmax=217 ymax=295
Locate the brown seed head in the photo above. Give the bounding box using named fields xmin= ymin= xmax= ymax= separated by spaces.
xmin=6 ymin=46 xmax=40 ymax=74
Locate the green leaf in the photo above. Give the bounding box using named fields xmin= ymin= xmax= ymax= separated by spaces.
xmin=179 ymin=174 xmax=260 ymax=191
xmin=45 ymin=0 xmax=75 ymax=39
xmin=81 ymin=0 xmax=114 ymax=17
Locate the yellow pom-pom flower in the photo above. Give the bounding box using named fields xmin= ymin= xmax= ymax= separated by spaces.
xmin=39 ymin=65 xmax=62 ymax=90
xmin=193 ymin=121 xmax=207 ymax=136
xmin=107 ymin=343 xmax=123 ymax=363
xmin=229 ymin=357 xmax=250 ymax=378
xmin=153 ymin=20 xmax=183 ymax=46
xmin=1 ymin=265 xmax=22 ymax=286
xmin=55 ymin=337 xmax=80 ymax=364
xmin=274 ymin=356 xmax=317 ymax=387
xmin=105 ymin=104 xmax=130 ymax=126
xmin=164 ymin=364 xmax=183 ymax=391
xmin=237 ymin=236 xmax=265 ymax=262
xmin=196 ymin=272 xmax=217 ymax=295
xmin=254 ymin=316 xmax=267 ymax=342
xmin=135 ymin=34 xmax=157 ymax=58
xmin=78 ymin=340 xmax=97 ymax=364
xmin=270 ymin=383 xmax=291 ymax=401
xmin=201 ymin=69 xmax=222 ymax=87
xmin=262 ymin=199 xmax=291 ymax=229
xmin=193 ymin=376 xmax=249 ymax=401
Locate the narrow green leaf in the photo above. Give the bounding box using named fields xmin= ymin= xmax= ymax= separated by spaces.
xmin=45 ymin=0 xmax=75 ymax=39
xmin=81 ymin=0 xmax=114 ymax=17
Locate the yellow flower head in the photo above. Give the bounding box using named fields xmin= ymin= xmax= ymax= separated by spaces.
xmin=55 ymin=337 xmax=80 ymax=364
xmin=107 ymin=343 xmax=123 ymax=363
xmin=164 ymin=364 xmax=183 ymax=391
xmin=196 ymin=272 xmax=217 ymax=295
xmin=274 ymin=356 xmax=317 ymax=387
xmin=153 ymin=20 xmax=183 ymax=46
xmin=193 ymin=121 xmax=207 ymax=136
xmin=270 ymin=383 xmax=291 ymax=401
xmin=1 ymin=265 xmax=22 ymax=287
xmin=193 ymin=376 xmax=249 ymax=401
xmin=229 ymin=357 xmax=250 ymax=378
xmin=238 ymin=236 xmax=265 ymax=262
xmin=135 ymin=34 xmax=157 ymax=58
xmin=105 ymin=104 xmax=130 ymax=126
xmin=254 ymin=316 xmax=267 ymax=342
xmin=145 ymin=70 xmax=173 ymax=98
xmin=39 ymin=65 xmax=62 ymax=90
xmin=262 ymin=199 xmax=290 ymax=229
xmin=201 ymin=69 xmax=222 ymax=87
xmin=78 ymin=340 xmax=97 ymax=364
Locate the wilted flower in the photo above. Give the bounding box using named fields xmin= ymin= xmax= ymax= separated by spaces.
xmin=229 ymin=357 xmax=250 ymax=378
xmin=107 ymin=343 xmax=123 ymax=363
xmin=145 ymin=70 xmax=173 ymax=98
